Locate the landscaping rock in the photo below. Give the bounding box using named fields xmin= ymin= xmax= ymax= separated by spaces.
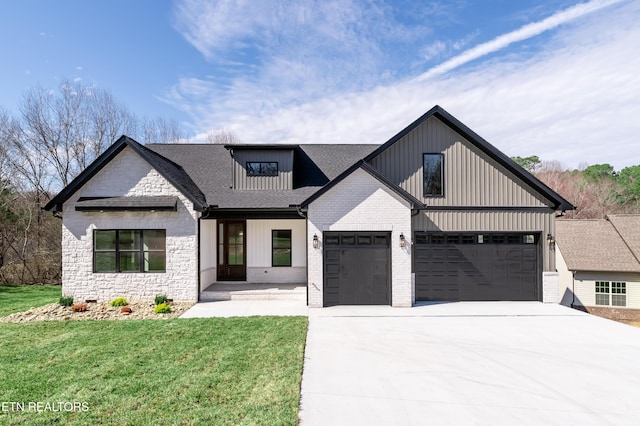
xmin=0 ymin=301 xmax=194 ymax=323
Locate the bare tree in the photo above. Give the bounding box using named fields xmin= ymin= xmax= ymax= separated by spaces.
xmin=0 ymin=80 xmax=192 ymax=284
xmin=206 ymin=129 xmax=241 ymax=144
xmin=17 ymin=80 xmax=138 ymax=187
xmin=142 ymin=117 xmax=187 ymax=144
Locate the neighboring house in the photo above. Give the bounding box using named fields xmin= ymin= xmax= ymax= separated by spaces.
xmin=45 ymin=105 xmax=574 ymax=307
xmin=556 ymin=215 xmax=640 ymax=319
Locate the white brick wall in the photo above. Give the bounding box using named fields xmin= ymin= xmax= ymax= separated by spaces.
xmin=61 ymin=147 xmax=199 ymax=302
xmin=307 ymin=168 xmax=413 ymax=307
xmin=542 ymin=272 xmax=559 ymax=303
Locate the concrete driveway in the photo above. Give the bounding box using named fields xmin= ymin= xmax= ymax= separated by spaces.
xmin=299 ymin=302 xmax=640 ymax=425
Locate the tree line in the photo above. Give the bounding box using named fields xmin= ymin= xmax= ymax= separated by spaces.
xmin=0 ymin=80 xmax=191 ymax=284
xmin=512 ymin=156 xmax=640 ymax=218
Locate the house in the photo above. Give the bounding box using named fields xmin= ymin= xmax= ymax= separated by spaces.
xmin=44 ymin=105 xmax=574 ymax=307
xmin=556 ymin=215 xmax=640 ymax=320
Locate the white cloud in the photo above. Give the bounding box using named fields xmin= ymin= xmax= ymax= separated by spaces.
xmin=167 ymin=0 xmax=640 ymax=170
xmin=417 ymin=0 xmax=625 ymax=81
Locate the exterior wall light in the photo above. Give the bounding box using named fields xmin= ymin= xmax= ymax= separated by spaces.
xmin=399 ymin=233 xmax=406 ymax=248
xmin=547 ymin=233 xmax=555 ymax=248
xmin=313 ymin=234 xmax=319 ymax=249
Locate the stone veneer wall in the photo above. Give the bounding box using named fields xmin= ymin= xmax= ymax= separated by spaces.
xmin=61 ymin=147 xmax=199 ymax=302
xmin=307 ymin=168 xmax=413 ymax=308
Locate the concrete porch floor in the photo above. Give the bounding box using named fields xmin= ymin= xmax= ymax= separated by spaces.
xmin=199 ymin=282 xmax=306 ymax=302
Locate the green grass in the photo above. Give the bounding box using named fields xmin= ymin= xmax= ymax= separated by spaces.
xmin=0 ymin=316 xmax=308 ymax=425
xmin=0 ymin=285 xmax=61 ymax=317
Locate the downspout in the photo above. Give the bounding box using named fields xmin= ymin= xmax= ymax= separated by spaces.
xmin=572 ymin=270 xmax=576 ymax=307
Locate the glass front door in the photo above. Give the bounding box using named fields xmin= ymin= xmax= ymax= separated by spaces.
xmin=217 ymin=220 xmax=246 ymax=281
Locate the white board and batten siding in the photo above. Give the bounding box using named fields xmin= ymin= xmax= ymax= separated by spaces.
xmin=199 ymin=219 xmax=307 ymax=286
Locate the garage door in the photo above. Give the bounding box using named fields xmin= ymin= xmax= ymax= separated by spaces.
xmin=323 ymin=232 xmax=391 ymax=306
xmin=415 ymin=232 xmax=540 ymax=301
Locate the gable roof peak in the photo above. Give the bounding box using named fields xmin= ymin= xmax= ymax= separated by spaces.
xmin=364 ymin=105 xmax=574 ymax=212
xmin=44 ymin=135 xmax=207 ymax=212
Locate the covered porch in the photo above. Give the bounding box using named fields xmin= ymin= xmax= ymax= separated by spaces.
xmin=199 ymin=214 xmax=308 ymax=302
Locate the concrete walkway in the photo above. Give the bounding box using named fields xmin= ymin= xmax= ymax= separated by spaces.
xmin=299 ymin=303 xmax=640 ymax=425
xmin=180 ymin=300 xmax=308 ymax=318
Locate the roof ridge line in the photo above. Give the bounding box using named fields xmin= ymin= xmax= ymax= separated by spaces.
xmin=607 ymin=216 xmax=640 ymax=267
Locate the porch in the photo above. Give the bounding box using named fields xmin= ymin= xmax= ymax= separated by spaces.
xmin=200 ymin=282 xmax=306 ymax=302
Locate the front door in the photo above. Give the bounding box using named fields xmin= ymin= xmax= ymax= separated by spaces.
xmin=217 ymin=220 xmax=246 ymax=281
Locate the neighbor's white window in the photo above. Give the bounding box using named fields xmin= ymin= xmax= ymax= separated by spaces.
xmin=595 ymin=281 xmax=626 ymax=307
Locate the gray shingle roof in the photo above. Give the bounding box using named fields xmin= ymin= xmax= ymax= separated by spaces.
xmin=44 ymin=136 xmax=207 ymax=212
xmin=607 ymin=215 xmax=640 ymax=261
xmin=146 ymin=144 xmax=379 ymax=208
xmin=556 ymin=216 xmax=640 ymax=273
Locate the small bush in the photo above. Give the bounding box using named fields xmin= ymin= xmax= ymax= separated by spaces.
xmin=59 ymin=296 xmax=74 ymax=307
xmin=120 ymin=306 xmax=132 ymax=314
xmin=71 ymin=303 xmax=88 ymax=312
xmin=154 ymin=303 xmax=171 ymax=314
xmin=110 ymin=297 xmax=128 ymax=307
xmin=154 ymin=294 xmax=168 ymax=305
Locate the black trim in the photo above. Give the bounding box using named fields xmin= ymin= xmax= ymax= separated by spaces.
xmin=301 ymin=160 xmax=424 ymax=209
xmin=272 ymin=229 xmax=292 ymax=267
xmin=225 ymin=144 xmax=299 ymax=150
xmin=246 ymin=161 xmax=279 ymax=177
xmin=363 ymin=105 xmax=575 ymax=211
xmin=423 ymin=153 xmax=444 ymax=198
xmin=204 ymin=208 xmax=303 ymax=220
xmin=75 ymin=196 xmax=178 ymax=212
xmin=93 ymin=229 xmax=166 ymax=273
xmin=420 ymin=206 xmax=554 ymax=212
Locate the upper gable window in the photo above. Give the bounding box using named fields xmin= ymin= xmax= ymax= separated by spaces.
xmin=246 ymin=162 xmax=278 ymax=176
xmin=423 ymin=153 xmax=444 ymax=197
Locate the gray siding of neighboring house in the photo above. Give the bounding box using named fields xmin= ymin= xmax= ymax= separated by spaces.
xmin=232 ymin=150 xmax=293 ymax=190
xmin=369 ymin=116 xmax=551 ymax=207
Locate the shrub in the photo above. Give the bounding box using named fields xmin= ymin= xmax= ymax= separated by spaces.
xmin=120 ymin=306 xmax=132 ymax=314
xmin=109 ymin=297 xmax=128 ymax=307
xmin=71 ymin=303 xmax=88 ymax=312
xmin=154 ymin=303 xmax=171 ymax=314
xmin=154 ymin=294 xmax=168 ymax=305
xmin=59 ymin=296 xmax=74 ymax=307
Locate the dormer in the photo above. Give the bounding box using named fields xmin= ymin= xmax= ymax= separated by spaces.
xmin=226 ymin=145 xmax=296 ymax=190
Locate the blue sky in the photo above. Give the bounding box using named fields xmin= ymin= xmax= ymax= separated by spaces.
xmin=1 ymin=0 xmax=638 ymax=169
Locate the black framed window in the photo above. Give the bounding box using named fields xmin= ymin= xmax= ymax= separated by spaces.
xmin=247 ymin=162 xmax=278 ymax=176
xmin=94 ymin=229 xmax=166 ymax=273
xmin=272 ymin=230 xmax=292 ymax=267
xmin=423 ymin=153 xmax=444 ymax=197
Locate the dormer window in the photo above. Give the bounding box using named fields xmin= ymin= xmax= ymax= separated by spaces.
xmin=247 ymin=162 xmax=278 ymax=177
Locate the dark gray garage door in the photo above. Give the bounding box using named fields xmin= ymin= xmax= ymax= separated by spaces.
xmin=415 ymin=232 xmax=540 ymax=301
xmin=323 ymin=232 xmax=391 ymax=306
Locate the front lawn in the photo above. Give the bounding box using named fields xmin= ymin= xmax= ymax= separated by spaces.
xmin=0 ymin=285 xmax=61 ymax=317
xmin=0 ymin=317 xmax=308 ymax=425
